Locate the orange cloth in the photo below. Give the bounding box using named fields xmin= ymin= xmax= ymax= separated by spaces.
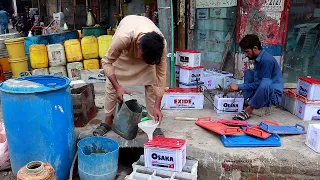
xmin=101 ymin=15 xmax=167 ymax=97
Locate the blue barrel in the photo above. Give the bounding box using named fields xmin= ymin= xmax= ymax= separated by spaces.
xmin=24 ymin=36 xmax=49 ymax=70
xmin=48 ymin=30 xmax=78 ymax=44
xmin=0 ymin=75 xmax=76 ymax=180
xmin=65 ymin=30 xmax=79 ymax=40
xmin=78 ymin=137 xmax=119 ymax=180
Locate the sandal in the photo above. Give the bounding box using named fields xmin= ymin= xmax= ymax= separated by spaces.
xmin=93 ymin=123 xmax=112 ymax=136
xmin=233 ymin=110 xmax=251 ymax=121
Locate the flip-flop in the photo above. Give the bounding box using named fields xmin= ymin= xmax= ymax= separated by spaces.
xmin=93 ymin=123 xmax=112 ymax=136
xmin=233 ymin=110 xmax=250 ymax=121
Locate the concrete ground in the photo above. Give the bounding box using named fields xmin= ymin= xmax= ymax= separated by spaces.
xmin=87 ymin=83 xmax=320 ymax=180
xmin=1 ymin=83 xmax=320 ymax=180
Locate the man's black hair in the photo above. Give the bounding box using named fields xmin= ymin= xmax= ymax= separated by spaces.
xmin=239 ymin=34 xmax=262 ymax=50
xmin=140 ymin=31 xmax=164 ymax=65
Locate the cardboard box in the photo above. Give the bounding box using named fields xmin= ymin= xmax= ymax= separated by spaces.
xmin=295 ymin=95 xmax=320 ymax=121
xmin=179 ymin=66 xmax=204 ymax=84
xmin=176 ymin=50 xmax=201 ymax=67
xmin=161 ymin=88 xmax=204 ymax=110
xmin=305 ymin=124 xmax=320 ymax=153
xmin=214 ymin=93 xmax=244 ymax=114
xmin=296 ymin=77 xmax=320 ymax=101
xmin=144 ymin=137 xmax=186 ymax=172
xmin=202 ymin=71 xmax=217 ymax=90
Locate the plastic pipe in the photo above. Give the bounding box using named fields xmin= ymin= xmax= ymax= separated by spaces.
xmin=170 ymin=0 xmax=175 ymax=87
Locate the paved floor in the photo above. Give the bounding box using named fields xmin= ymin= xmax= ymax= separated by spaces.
xmin=88 ymin=83 xmax=320 ymax=179
xmin=1 ymin=82 xmax=320 ymax=179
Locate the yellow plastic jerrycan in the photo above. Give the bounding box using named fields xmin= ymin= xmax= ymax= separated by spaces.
xmin=81 ymin=36 xmax=99 ymax=59
xmin=83 ymin=59 xmax=100 ymax=70
xmin=64 ymin=39 xmax=83 ymax=62
xmin=98 ymin=35 xmax=113 ymax=58
xmin=29 ymin=44 xmax=49 ymax=69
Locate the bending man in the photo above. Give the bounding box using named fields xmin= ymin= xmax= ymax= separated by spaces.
xmin=94 ymin=15 xmax=167 ymax=136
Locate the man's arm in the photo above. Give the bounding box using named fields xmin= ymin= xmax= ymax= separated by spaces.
xmin=238 ymin=59 xmax=273 ymax=91
xmin=153 ymin=40 xmax=167 ymax=121
xmin=101 ymin=35 xmax=131 ymax=90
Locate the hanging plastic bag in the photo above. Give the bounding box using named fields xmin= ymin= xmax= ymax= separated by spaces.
xmin=0 ymin=122 xmax=10 ymax=171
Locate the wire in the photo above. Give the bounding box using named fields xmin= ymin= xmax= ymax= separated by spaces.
xmin=195 ymin=80 xmax=242 ymax=112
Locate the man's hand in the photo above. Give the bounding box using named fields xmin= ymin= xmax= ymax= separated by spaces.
xmin=116 ymin=86 xmax=132 ymax=104
xmin=228 ymin=84 xmax=239 ymax=92
xmin=153 ymin=106 xmax=163 ymax=124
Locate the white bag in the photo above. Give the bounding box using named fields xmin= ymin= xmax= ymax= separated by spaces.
xmin=0 ymin=122 xmax=10 ymax=171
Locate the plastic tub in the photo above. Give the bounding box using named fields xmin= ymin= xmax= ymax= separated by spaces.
xmin=5 ymin=38 xmax=26 ymax=59
xmin=78 ymin=137 xmax=119 ymax=180
xmin=8 ymin=57 xmax=29 ymax=78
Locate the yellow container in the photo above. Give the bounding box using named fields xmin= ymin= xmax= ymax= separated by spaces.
xmin=64 ymin=39 xmax=83 ymax=62
xmin=8 ymin=57 xmax=28 ymax=78
xmin=5 ymin=37 xmax=26 ymax=59
xmin=30 ymin=44 xmax=49 ymax=69
xmin=83 ymin=59 xmax=100 ymax=70
xmin=98 ymin=35 xmax=113 ymax=58
xmin=0 ymin=57 xmax=11 ymax=72
xmin=81 ymin=36 xmax=99 ymax=59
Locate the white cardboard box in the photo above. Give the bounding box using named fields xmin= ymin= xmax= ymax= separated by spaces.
xmin=295 ymin=95 xmax=320 ymax=121
xmin=305 ymin=124 xmax=320 ymax=153
xmin=161 ymin=88 xmax=204 ymax=110
xmin=202 ymin=71 xmax=217 ymax=90
xmin=296 ymin=77 xmax=320 ymax=101
xmin=214 ymin=93 xmax=244 ymax=114
xmin=176 ymin=50 xmax=201 ymax=67
xmin=144 ymin=137 xmax=186 ymax=172
xmin=179 ymin=66 xmax=204 ymax=84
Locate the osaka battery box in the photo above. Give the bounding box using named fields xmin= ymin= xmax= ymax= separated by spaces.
xmin=175 ymin=50 xmax=201 ymax=67
xmin=296 ymin=77 xmax=320 ymax=101
xmin=214 ymin=93 xmax=244 ymax=114
xmin=295 ymin=95 xmax=320 ymax=121
xmin=161 ymin=88 xmax=204 ymax=110
xmin=144 ymin=136 xmax=186 ymax=172
xmin=179 ymin=66 xmax=204 ymax=84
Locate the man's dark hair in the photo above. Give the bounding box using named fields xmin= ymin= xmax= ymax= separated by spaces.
xmin=140 ymin=31 xmax=164 ymax=65
xmin=239 ymin=34 xmax=262 ymax=50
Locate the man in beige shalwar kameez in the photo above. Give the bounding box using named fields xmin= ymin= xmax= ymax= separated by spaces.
xmin=94 ymin=15 xmax=167 ymax=136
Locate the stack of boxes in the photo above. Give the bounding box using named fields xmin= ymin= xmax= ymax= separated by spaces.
xmin=295 ymin=77 xmax=320 ymax=121
xmin=175 ymin=50 xmax=203 ymax=89
xmin=281 ymin=77 xmax=320 ymax=121
xmin=161 ymin=50 xmax=205 ymax=110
